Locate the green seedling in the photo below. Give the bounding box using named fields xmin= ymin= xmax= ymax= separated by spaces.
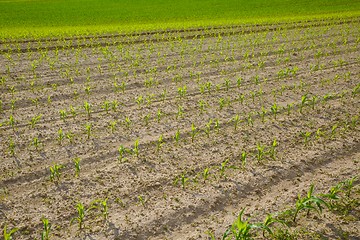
xmin=270 ymin=103 xmax=278 ymax=120
xmin=310 ymin=96 xmax=317 ymax=110
xmin=41 ymin=217 xmax=51 ymax=240
xmin=300 ymin=94 xmax=308 ymax=114
xmin=228 ymin=208 xmax=255 ymax=239
xmin=108 ymin=120 xmax=117 ymax=133
xmin=31 ymin=137 xmax=41 ymax=151
xmin=3 ymin=225 xmax=18 ymax=240
xmin=89 ymin=198 xmax=109 ymax=221
xmin=191 ymin=123 xmax=198 ymax=143
xmin=238 ymin=94 xmax=245 ymax=104
xmin=30 ymin=114 xmax=42 ymax=128
xmin=293 ymin=184 xmax=328 ymax=222
xmin=118 ymin=145 xmax=128 ymax=162
xmin=84 ymin=123 xmax=92 ymax=139
xmin=73 ymin=157 xmax=81 ymax=177
xmin=124 ymin=116 xmax=132 ymax=129
xmin=157 ymin=109 xmax=162 ymax=123
xmin=83 ymin=101 xmax=91 ymax=118
xmin=177 ymin=105 xmax=184 ymax=119
xmin=204 ymin=119 xmax=213 ymax=138
xmin=256 ymin=143 xmax=265 ymax=163
xmin=180 ymin=174 xmax=189 ymax=189
xmin=69 ymin=105 xmax=77 ymax=118
xmin=286 ymin=103 xmax=293 ymax=116
xmin=49 ymin=164 xmax=64 ymax=182
xmin=133 ymin=139 xmax=139 ymax=157
xmin=258 ymin=214 xmax=286 ymax=238
xmin=70 ymin=202 xmax=86 ymax=230
xmin=269 ymin=138 xmax=278 ymax=160
xmin=8 ymin=137 xmax=15 ymax=157
xmin=202 ymin=168 xmax=210 ymax=183
xmin=65 ymin=131 xmax=75 ymax=144
xmin=102 ymin=101 xmax=111 ymax=114
xmin=59 ymin=109 xmax=67 ymax=122
xmin=8 ymin=114 xmax=16 ymax=130
xmin=173 ymin=129 xmax=181 ymax=144
xmin=232 ymin=114 xmax=241 ymax=131
xmin=331 ymin=124 xmax=337 ymax=139
xmin=136 ymin=95 xmax=143 ymax=108
xmin=156 ymin=134 xmax=164 ymax=153
xmin=143 ymin=113 xmax=150 ymax=126
xmin=111 ymin=100 xmax=119 ymax=112
xmin=259 ymin=106 xmax=267 ymax=123
xmin=247 ymin=113 xmax=253 ymax=127
xmin=198 ymin=100 xmax=207 ymax=114
xmin=137 ymin=195 xmax=147 ymax=207
xmin=240 ymin=151 xmax=247 ymax=169
xmin=214 ymin=119 xmax=220 ymax=133
xmin=301 ymin=131 xmax=312 ymax=146
xmin=57 ymin=128 xmax=64 ymax=145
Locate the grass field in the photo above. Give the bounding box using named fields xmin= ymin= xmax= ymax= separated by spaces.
xmin=1 ymin=0 xmax=360 ymax=38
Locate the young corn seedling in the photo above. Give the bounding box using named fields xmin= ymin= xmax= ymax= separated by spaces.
xmin=41 ymin=217 xmax=51 ymax=240
xmin=240 ymin=151 xmax=247 ymax=169
xmin=219 ymin=159 xmax=236 ymax=179
xmin=84 ymin=123 xmax=92 ymax=139
xmin=157 ymin=109 xmax=162 ymax=123
xmin=232 ymin=114 xmax=241 ymax=131
xmin=118 ymin=145 xmax=128 ymax=162
xmin=176 ymin=105 xmax=184 ymax=119
xmin=8 ymin=114 xmax=16 ymax=130
xmin=3 ymin=225 xmax=18 ymax=240
xmin=268 ymin=138 xmax=278 ymax=160
xmin=89 ymin=198 xmax=109 ymax=221
xmin=259 ymin=106 xmax=267 ymax=123
xmin=331 ymin=124 xmax=338 ymax=139
xmin=180 ymin=174 xmax=189 ymax=189
xmin=7 ymin=137 xmax=16 ymax=157
xmin=214 ymin=119 xmax=220 ymax=133
xmin=101 ymin=101 xmax=111 ymax=114
xmin=70 ymin=202 xmax=86 ymax=230
xmin=227 ymin=208 xmax=255 ymax=239
xmin=156 ymin=134 xmax=164 ymax=153
xmin=136 ymin=95 xmax=144 ymax=108
xmin=49 ymin=164 xmax=64 ymax=182
xmin=299 ymin=94 xmax=308 ymax=114
xmin=258 ymin=214 xmax=286 ymax=238
xmin=111 ymin=100 xmax=119 ymax=112
xmin=301 ymin=131 xmax=312 ymax=146
xmin=124 ymin=116 xmax=132 ymax=129
xmin=293 ymin=184 xmax=328 ymax=222
xmin=31 ymin=137 xmax=41 ymax=151
xmin=286 ymin=103 xmax=293 ymax=115
xmin=29 ymin=114 xmax=42 ymax=128
xmin=73 ymin=157 xmax=81 ymax=177
xmin=137 ymin=195 xmax=147 ymax=207
xmin=190 ymin=123 xmax=198 ymax=143
xmin=310 ymin=96 xmax=317 ymax=110
xmin=133 ymin=139 xmax=139 ymax=157
xmin=202 ymin=168 xmax=210 ymax=183
xmin=247 ymin=113 xmax=254 ymax=127
xmin=83 ymin=101 xmax=91 ymax=118
xmin=169 ymin=130 xmax=179 ymax=146
xmin=57 ymin=128 xmax=65 ymax=145
xmin=270 ymin=103 xmax=278 ymax=120
xmin=59 ymin=109 xmax=67 ymax=122
xmin=256 ymin=143 xmax=265 ymax=163
xmin=198 ymin=100 xmax=207 ymax=114
xmin=108 ymin=120 xmax=117 ymax=133
xmin=204 ymin=119 xmax=213 ymax=138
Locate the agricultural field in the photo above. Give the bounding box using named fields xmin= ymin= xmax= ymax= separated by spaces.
xmin=1 ymin=1 xmax=360 ymax=240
